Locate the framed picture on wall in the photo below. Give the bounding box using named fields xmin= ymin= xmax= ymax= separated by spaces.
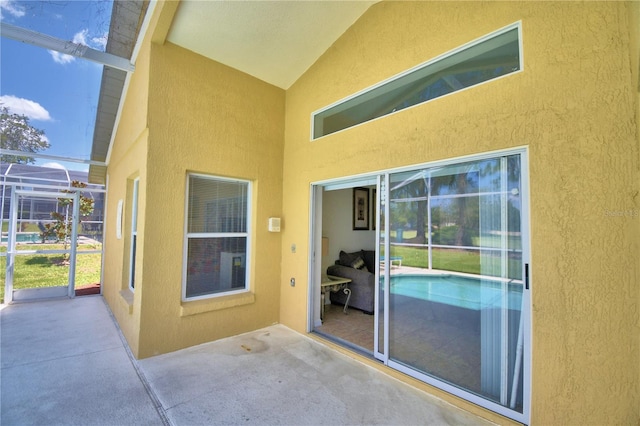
xmin=353 ymin=187 xmax=369 ymax=230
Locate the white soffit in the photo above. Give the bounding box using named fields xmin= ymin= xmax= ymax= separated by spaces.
xmin=166 ymin=0 xmax=376 ymax=89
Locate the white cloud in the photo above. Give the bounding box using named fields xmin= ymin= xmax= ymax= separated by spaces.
xmin=41 ymin=162 xmax=66 ymax=170
xmin=49 ymin=29 xmax=107 ymax=65
xmin=92 ymin=33 xmax=108 ymax=50
xmin=49 ymin=50 xmax=76 ymax=64
xmin=73 ymin=28 xmax=89 ymax=45
xmin=48 ymin=30 xmax=87 ymax=64
xmin=0 ymin=0 xmax=25 ymax=19
xmin=0 ymin=95 xmax=53 ymax=121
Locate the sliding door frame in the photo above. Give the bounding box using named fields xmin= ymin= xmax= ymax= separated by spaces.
xmin=309 ymin=146 xmax=531 ymax=424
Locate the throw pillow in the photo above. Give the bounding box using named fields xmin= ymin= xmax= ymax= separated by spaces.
xmin=350 ymin=256 xmax=369 ymax=272
xmin=339 ymin=250 xmax=361 ymax=267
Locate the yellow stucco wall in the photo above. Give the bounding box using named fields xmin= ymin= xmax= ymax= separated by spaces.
xmin=101 ymin=23 xmax=152 ymax=356
xmin=281 ymin=1 xmax=639 ymax=424
xmin=128 ymin=40 xmax=285 ymax=358
xmin=628 ymin=0 xmax=640 ymax=408
xmin=100 ymin=0 xmax=639 ymax=424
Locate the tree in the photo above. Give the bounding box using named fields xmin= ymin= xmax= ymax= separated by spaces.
xmin=390 ymin=176 xmax=429 ymax=244
xmin=40 ymin=181 xmax=95 ymax=261
xmin=0 ymin=106 xmax=50 ymax=164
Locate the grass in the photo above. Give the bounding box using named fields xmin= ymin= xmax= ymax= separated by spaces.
xmin=391 ymin=245 xmax=522 ymax=278
xmin=392 ymin=246 xmax=481 ymax=275
xmin=0 ymin=243 xmax=102 ymax=303
xmin=2 ymin=223 xmax=42 ymax=233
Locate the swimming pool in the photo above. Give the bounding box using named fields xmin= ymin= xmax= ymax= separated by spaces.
xmin=390 ymin=274 xmax=523 ymax=311
xmin=1 ymin=233 xmax=43 ymax=243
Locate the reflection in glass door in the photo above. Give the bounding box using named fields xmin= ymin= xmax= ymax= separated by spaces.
xmin=376 ymin=151 xmax=529 ymax=422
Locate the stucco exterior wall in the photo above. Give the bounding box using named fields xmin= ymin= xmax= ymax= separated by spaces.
xmin=281 ymin=1 xmax=639 ymax=424
xmin=100 ymin=0 xmax=639 ymax=423
xmin=628 ymin=0 xmax=640 ymax=405
xmin=101 ymin=29 xmax=152 ymax=356
xmin=134 ymin=41 xmax=285 ymax=358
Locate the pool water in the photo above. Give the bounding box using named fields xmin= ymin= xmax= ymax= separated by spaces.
xmin=1 ymin=233 xmax=53 ymax=243
xmin=390 ymin=274 xmax=523 ymax=311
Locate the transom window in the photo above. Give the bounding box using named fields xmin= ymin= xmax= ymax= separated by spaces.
xmin=183 ymin=174 xmax=251 ymax=300
xmin=312 ymin=23 xmax=522 ymax=139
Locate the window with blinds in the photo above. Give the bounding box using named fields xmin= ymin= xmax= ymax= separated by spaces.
xmin=183 ymin=174 xmax=250 ymax=300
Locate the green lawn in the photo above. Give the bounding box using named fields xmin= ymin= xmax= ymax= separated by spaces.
xmin=391 ymin=246 xmax=481 ymax=275
xmin=390 ymin=245 xmax=522 ymax=278
xmin=1 ymin=223 xmax=42 ymax=233
xmin=0 ymin=243 xmax=102 ymax=303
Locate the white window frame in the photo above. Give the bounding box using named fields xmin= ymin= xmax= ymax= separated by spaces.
xmin=182 ymin=173 xmax=252 ymax=301
xmin=311 ymin=21 xmax=523 ymax=140
xmin=128 ymin=178 xmax=139 ymax=291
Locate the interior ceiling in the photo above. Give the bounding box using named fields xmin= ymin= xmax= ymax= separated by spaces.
xmin=166 ymin=0 xmax=377 ymax=89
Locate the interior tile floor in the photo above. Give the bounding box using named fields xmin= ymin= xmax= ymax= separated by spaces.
xmin=316 ymin=303 xmax=375 ymax=351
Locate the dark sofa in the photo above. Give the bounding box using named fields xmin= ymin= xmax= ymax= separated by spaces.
xmin=327 ymin=249 xmax=375 ymax=314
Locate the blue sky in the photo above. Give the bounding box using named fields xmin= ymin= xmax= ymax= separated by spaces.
xmin=1 ymin=0 xmax=114 ymax=172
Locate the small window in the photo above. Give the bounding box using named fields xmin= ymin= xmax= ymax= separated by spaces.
xmin=312 ymin=23 xmax=521 ymax=139
xmin=128 ymin=178 xmax=139 ymax=291
xmin=183 ymin=174 xmax=250 ymax=300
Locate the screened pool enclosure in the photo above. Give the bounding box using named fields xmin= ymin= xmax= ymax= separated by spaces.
xmin=1 ymin=163 xmax=105 ymax=303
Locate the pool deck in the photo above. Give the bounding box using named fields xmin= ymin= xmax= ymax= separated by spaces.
xmin=389 ymin=265 xmax=523 ymax=284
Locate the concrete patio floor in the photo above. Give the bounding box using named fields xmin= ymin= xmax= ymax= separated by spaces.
xmin=1 ymin=296 xmax=493 ymax=425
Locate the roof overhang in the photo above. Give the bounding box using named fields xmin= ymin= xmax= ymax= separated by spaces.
xmin=89 ymin=0 xmax=376 ymax=184
xmin=89 ymin=1 xmax=149 ymax=184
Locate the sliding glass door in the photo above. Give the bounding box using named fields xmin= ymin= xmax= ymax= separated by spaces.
xmin=375 ymin=150 xmax=529 ymax=422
